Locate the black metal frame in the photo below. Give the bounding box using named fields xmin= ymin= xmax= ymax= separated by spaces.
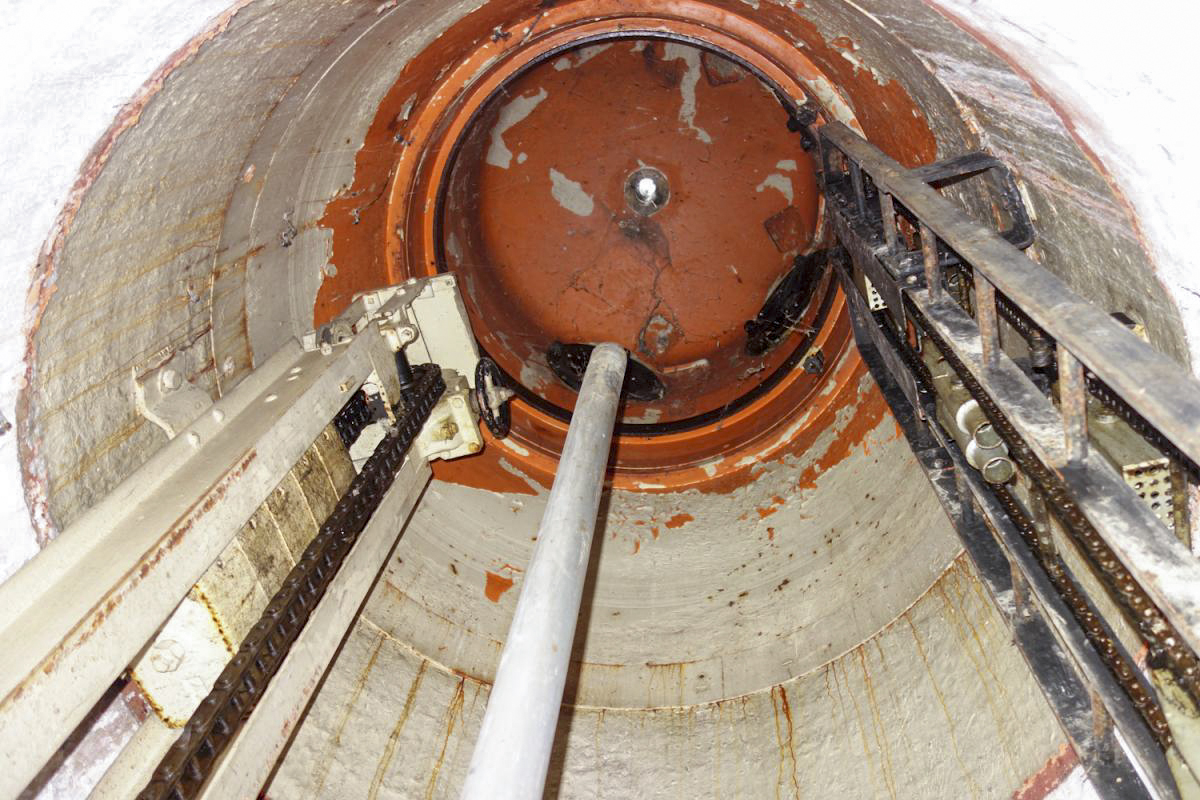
xmin=820 ymin=122 xmax=1200 ymax=798
xmin=845 ymin=276 xmax=1163 ymax=798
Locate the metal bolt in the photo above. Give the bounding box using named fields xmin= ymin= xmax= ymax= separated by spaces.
xmin=187 ymin=431 xmax=201 ymax=448
xmin=160 ymin=368 xmax=182 ymax=391
xmin=635 ymin=176 xmax=657 ymax=204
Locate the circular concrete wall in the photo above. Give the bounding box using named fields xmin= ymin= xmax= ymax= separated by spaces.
xmin=10 ymin=1 xmax=1196 ymax=797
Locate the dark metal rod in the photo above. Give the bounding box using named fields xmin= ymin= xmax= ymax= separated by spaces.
xmin=879 ymin=191 xmax=899 ymax=253
xmin=849 ymin=160 xmax=866 ymax=217
xmin=1059 ymin=344 xmax=1089 ymax=466
xmin=920 ymin=222 xmax=942 ymax=301
xmin=975 ymin=272 xmax=1000 ymax=368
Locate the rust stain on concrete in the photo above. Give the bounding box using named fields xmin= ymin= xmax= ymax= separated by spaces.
xmin=17 ymin=0 xmax=256 ymax=546
xmin=367 ymin=658 xmax=429 ymax=800
xmin=484 ymin=570 xmax=515 ymax=603
xmin=313 ymin=629 xmax=388 ymax=797
xmin=424 ymin=678 xmax=467 ymax=799
xmin=770 ymin=684 xmax=800 ymax=798
xmin=1011 ymin=742 xmax=1078 ymax=800
xmin=665 ymin=512 xmax=694 ymax=529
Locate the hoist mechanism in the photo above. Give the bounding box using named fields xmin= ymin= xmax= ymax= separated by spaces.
xmin=4 ymin=115 xmax=1200 ymax=799
xmin=822 ymin=121 xmax=1200 ymax=799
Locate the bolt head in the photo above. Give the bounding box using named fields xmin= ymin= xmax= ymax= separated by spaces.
xmin=160 ymin=368 xmax=182 ymax=391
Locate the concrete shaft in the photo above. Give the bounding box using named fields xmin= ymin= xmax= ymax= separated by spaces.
xmin=5 ymin=1 xmax=1197 ymax=798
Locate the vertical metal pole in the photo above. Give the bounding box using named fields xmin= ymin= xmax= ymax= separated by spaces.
xmin=974 ymin=272 xmax=1000 ymax=368
xmin=460 ymin=343 xmax=627 ymax=800
xmin=920 ymin=222 xmax=943 ymax=302
xmin=849 ymin=161 xmax=867 ymax=217
xmin=879 ymin=191 xmax=899 ymax=253
xmin=1058 ymin=344 xmax=1089 ymax=467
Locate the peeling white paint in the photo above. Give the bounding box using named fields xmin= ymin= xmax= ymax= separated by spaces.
xmin=552 ymin=43 xmax=611 ymax=71
xmin=834 ymin=39 xmax=890 ymax=85
xmin=622 ymin=408 xmax=662 ymax=424
xmin=756 ymin=173 xmax=794 ymax=205
xmin=397 ymin=92 xmax=416 ymax=123
xmin=501 ymin=439 xmax=530 ymax=457
xmin=519 ymin=360 xmax=553 ymax=391
xmin=485 ymin=87 xmax=547 ymax=169
xmin=445 ymin=231 xmax=462 ymax=264
xmin=775 ymin=159 xmax=798 ymax=171
xmin=549 ymin=167 xmax=594 ymax=217
xmin=662 ymin=43 xmax=712 ymax=145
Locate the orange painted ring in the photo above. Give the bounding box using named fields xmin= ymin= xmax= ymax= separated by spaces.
xmin=382 ymin=1 xmax=868 ymax=489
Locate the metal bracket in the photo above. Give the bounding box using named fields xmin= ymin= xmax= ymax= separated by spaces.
xmin=308 ymin=273 xmax=489 ymax=463
xmin=132 ymin=351 xmax=211 ymax=439
xmin=415 ymin=370 xmax=484 ymax=462
xmin=303 ymin=273 xmax=480 ymax=386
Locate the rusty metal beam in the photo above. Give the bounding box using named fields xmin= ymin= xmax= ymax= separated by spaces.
xmin=842 ymin=278 xmax=1167 ymax=797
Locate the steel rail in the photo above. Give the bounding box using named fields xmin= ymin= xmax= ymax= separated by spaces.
xmin=0 ymin=329 xmax=402 ymax=799
xmin=821 ymin=122 xmax=1200 ymax=662
xmin=821 ymin=121 xmax=1200 ymax=469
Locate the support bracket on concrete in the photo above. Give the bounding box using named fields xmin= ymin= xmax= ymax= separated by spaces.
xmin=132 ymin=349 xmax=212 ymax=439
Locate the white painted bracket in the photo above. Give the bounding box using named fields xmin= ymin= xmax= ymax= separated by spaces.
xmin=303 ymin=273 xmax=481 ymax=387
xmin=415 ymin=370 xmax=483 ymax=462
xmin=132 ymin=351 xmax=212 ymax=438
xmin=308 ymin=273 xmax=486 ymax=464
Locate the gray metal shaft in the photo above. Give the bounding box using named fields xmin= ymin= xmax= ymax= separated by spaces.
xmin=460 ymin=343 xmax=627 ymax=800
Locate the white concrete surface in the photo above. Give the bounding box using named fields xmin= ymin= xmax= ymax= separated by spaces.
xmin=0 ymin=0 xmax=234 ymax=581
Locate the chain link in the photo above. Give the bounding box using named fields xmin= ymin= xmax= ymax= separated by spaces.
xmin=138 ymin=363 xmax=445 ymax=800
xmin=884 ymin=306 xmax=1177 ymax=748
xmin=333 ymin=389 xmax=375 ymax=447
